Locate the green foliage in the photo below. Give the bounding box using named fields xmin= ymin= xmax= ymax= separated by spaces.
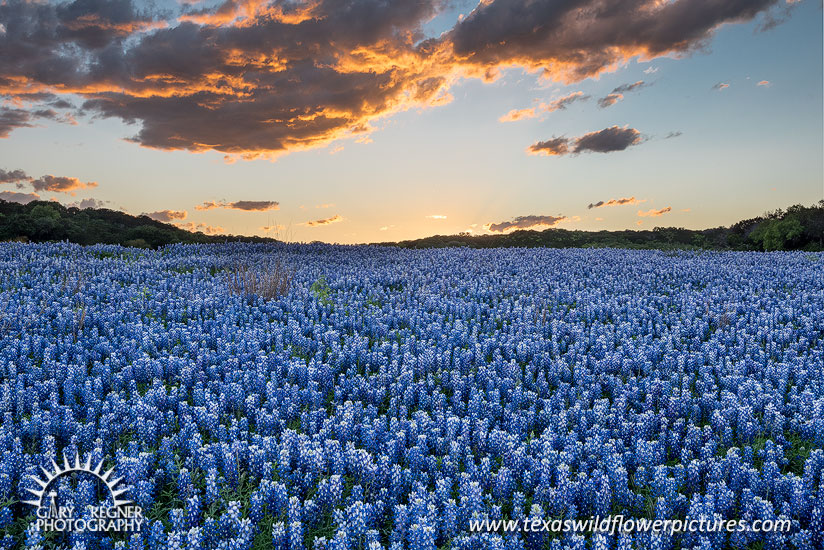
xmin=310 ymin=276 xmax=332 ymax=305
xmin=750 ymin=215 xmax=804 ymax=251
xmin=0 ymin=199 xmax=279 ymax=248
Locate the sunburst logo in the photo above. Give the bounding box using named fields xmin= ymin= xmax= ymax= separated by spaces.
xmin=24 ymin=451 xmax=143 ymax=534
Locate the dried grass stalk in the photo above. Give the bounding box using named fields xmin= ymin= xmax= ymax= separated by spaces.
xmin=226 ymin=260 xmax=292 ymax=299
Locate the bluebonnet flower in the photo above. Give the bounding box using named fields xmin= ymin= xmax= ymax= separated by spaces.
xmin=1 ymin=243 xmax=822 ymax=548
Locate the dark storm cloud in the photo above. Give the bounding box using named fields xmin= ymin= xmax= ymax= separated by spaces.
xmin=529 ymin=126 xmax=642 ymax=157
xmin=0 ymin=0 xmax=784 ymax=156
xmin=486 ymin=215 xmax=567 ymax=233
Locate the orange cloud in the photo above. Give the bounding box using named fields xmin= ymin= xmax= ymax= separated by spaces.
xmin=144 ymin=209 xmax=188 ymax=222
xmin=305 ymin=214 xmax=344 ymax=227
xmin=588 ymin=197 xmax=645 ymax=209
xmin=499 ymin=91 xmax=589 ymax=122
xmin=0 ymin=0 xmax=784 ymax=158
xmin=638 ymin=207 xmax=672 ymax=217
xmin=31 ymin=175 xmax=97 ymax=195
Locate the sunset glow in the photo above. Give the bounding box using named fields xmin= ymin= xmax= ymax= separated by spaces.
xmin=0 ymin=0 xmax=821 ymax=243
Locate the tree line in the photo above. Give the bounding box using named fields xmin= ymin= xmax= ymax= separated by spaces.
xmin=384 ymin=202 xmax=824 ymax=252
xmin=0 ymin=201 xmax=275 ymax=248
xmin=1 ymin=199 xmax=822 ymax=251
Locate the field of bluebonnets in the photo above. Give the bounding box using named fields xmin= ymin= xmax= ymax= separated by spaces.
xmin=0 ymin=242 xmax=823 ymax=550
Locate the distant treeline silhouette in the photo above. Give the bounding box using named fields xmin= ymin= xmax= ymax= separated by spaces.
xmin=0 ymin=200 xmax=275 ymax=248
xmin=1 ymin=199 xmax=822 ymax=251
xmin=384 ymin=202 xmax=824 ymax=252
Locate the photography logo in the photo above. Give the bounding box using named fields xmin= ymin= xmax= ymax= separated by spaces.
xmin=23 ymin=452 xmax=144 ymax=534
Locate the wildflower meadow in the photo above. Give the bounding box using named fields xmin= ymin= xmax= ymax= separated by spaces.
xmin=1 ymin=242 xmax=822 ymax=550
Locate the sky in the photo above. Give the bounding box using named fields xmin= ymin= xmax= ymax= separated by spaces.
xmin=0 ymin=0 xmax=822 ymax=244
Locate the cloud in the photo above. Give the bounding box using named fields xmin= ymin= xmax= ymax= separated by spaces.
xmin=316 ymin=203 xmax=335 ymax=209
xmin=0 ymin=105 xmax=77 ymax=138
xmin=1 ymin=167 xmax=97 ymax=195
xmin=664 ymin=131 xmax=683 ymax=139
xmin=144 ymin=209 xmax=188 ymax=222
xmin=598 ymin=81 xmax=649 ymax=108
xmin=485 ymin=215 xmax=567 ymax=233
xmin=67 ymin=197 xmax=109 ymax=209
xmin=195 ymin=200 xmax=279 ymax=211
xmin=0 ymin=190 xmax=40 ymax=204
xmin=0 ymin=108 xmax=36 ymax=138
xmin=638 ymin=206 xmax=672 ymax=217
xmin=588 ymin=197 xmax=645 ymax=209
xmin=713 ymin=82 xmax=730 ymax=90
xmin=528 ymin=137 xmax=570 ymax=156
xmin=0 ymin=168 xmax=31 ymax=184
xmin=426 ymin=214 xmax=447 ymax=219
xmin=643 ymin=67 xmax=658 ymax=74
xmin=531 ymin=126 xmax=643 ymax=157
xmin=499 ymin=91 xmax=589 ymax=122
xmin=757 ymin=80 xmax=770 ymax=87
xmin=175 ymin=222 xmax=224 ymax=235
xmin=30 ymin=174 xmax=97 ymax=194
xmin=574 ymin=126 xmax=643 ymax=154
xmin=446 ymin=0 xmax=781 ymax=81
xmin=0 ymin=0 xmax=784 ymax=156
xmin=597 ymin=94 xmax=623 ymax=108
xmin=305 ymin=214 xmax=344 ymax=227
xmin=612 ymin=81 xmax=648 ymax=94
